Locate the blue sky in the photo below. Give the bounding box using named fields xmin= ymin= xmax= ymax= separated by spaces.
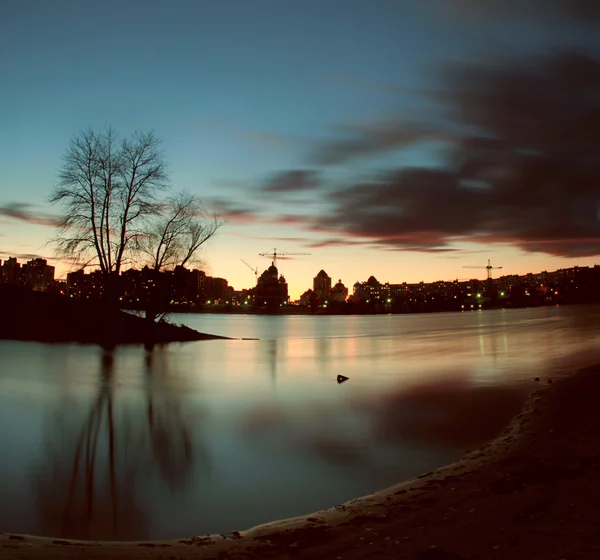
xmin=2 ymin=0 xmax=600 ymax=298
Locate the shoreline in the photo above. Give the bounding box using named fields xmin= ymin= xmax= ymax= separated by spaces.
xmin=2 ymin=364 xmax=599 ymax=558
xmin=0 ymin=286 xmax=230 ymax=345
xmin=166 ymin=301 xmax=589 ymax=316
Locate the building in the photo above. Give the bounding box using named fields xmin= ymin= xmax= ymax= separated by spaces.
xmin=313 ymin=270 xmax=331 ymax=304
xmin=170 ymin=266 xmax=207 ymax=306
xmin=1 ymin=257 xmax=20 ymax=285
xmin=255 ymin=262 xmax=289 ymax=308
xmin=299 ymin=288 xmax=318 ymax=308
xmin=204 ymin=276 xmax=231 ymax=304
xmin=233 ymin=288 xmax=254 ymax=306
xmin=21 ymin=258 xmax=55 ymax=291
xmin=66 ymin=269 xmax=105 ymax=299
xmin=329 ymin=279 xmax=348 ymax=302
xmin=189 ymin=269 xmax=206 ymax=300
xmin=351 ymin=275 xmax=384 ymax=303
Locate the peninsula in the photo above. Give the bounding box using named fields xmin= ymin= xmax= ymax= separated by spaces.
xmin=0 ymin=286 xmax=227 ymax=345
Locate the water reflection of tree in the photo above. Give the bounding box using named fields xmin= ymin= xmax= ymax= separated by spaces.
xmin=35 ymin=347 xmax=202 ymax=541
xmin=265 ymin=339 xmax=277 ymax=385
xmin=145 ymin=348 xmax=194 ymax=489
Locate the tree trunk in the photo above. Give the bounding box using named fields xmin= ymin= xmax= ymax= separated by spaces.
xmin=103 ymin=272 xmax=121 ymax=308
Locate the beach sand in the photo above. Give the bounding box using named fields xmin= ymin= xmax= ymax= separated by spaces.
xmin=2 ymin=364 xmax=600 ymax=559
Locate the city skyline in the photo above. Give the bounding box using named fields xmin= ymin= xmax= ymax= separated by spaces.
xmin=0 ymin=250 xmax=598 ymax=301
xmin=3 ymin=1 xmax=600 ymax=301
xmin=2 ymin=253 xmax=597 ymax=309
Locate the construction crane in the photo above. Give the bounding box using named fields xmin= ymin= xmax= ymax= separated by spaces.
xmin=240 ymin=259 xmax=259 ymax=279
xmin=258 ymin=248 xmax=311 ymax=267
xmin=463 ymin=259 xmax=503 ymax=280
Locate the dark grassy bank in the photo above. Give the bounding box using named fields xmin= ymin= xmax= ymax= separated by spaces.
xmin=0 ymin=286 xmax=227 ymax=345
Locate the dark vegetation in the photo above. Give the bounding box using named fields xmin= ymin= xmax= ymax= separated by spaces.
xmin=0 ymin=286 xmax=226 ymax=345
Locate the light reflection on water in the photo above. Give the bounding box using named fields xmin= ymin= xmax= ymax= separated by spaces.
xmin=0 ymin=305 xmax=600 ymax=541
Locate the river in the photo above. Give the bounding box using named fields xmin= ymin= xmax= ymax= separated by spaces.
xmin=1 ymin=305 xmax=600 ymax=541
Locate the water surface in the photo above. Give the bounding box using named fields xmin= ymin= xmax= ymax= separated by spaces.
xmin=1 ymin=305 xmax=600 ymax=540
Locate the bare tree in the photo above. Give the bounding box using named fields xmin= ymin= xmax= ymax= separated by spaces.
xmin=138 ymin=192 xmax=224 ymax=322
xmin=50 ymin=127 xmax=168 ymax=287
xmin=140 ymin=192 xmax=223 ymax=272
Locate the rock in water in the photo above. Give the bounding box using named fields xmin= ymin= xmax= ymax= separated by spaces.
xmin=337 ymin=375 xmax=349 ymax=383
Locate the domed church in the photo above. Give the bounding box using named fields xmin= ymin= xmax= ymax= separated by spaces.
xmin=255 ymin=262 xmax=289 ymax=308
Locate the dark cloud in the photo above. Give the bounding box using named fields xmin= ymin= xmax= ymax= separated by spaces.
xmin=305 ymin=237 xmax=460 ymax=252
xmin=331 ymin=75 xmax=433 ymax=98
xmin=219 ymin=209 xmax=257 ymax=224
xmin=0 ymin=251 xmax=54 ymax=262
xmin=306 ymin=238 xmax=359 ymax=249
xmin=445 ymin=53 xmax=600 ymax=156
xmin=566 ymin=0 xmax=600 ymax=20
xmin=298 ymin=51 xmax=600 ymax=258
xmin=311 ymin=121 xmax=448 ymax=165
xmin=206 ymin=195 xmax=322 ymax=231
xmin=208 ymin=51 xmax=600 ymax=260
xmin=377 ymin=245 xmax=459 ymax=254
xmin=261 ymin=170 xmax=319 ymax=193
xmin=270 ymin=214 xmax=311 ymax=226
xmin=204 ymin=197 xmax=259 ymax=224
xmin=229 ymin=233 xmax=311 ymax=244
xmin=313 ymin=167 xmax=485 ymax=251
xmin=439 ymin=0 xmax=600 ymax=23
xmin=236 ymin=130 xmax=297 ymax=150
xmin=0 ymin=202 xmax=59 ymax=227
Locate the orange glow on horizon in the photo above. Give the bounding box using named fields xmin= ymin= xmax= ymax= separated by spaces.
xmin=45 ymin=246 xmax=600 ymax=302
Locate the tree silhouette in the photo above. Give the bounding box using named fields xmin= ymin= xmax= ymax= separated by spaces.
xmin=138 ymin=192 xmax=223 ymax=322
xmin=50 ymin=128 xmax=167 ymax=283
xmin=50 ymin=127 xmax=223 ymax=314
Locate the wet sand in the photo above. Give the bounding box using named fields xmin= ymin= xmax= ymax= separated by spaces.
xmin=2 ymin=363 xmax=600 ymax=559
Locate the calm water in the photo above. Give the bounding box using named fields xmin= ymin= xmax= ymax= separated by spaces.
xmin=1 ymin=305 xmax=600 ymax=541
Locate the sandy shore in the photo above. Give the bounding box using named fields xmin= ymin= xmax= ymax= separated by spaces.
xmin=3 ymin=364 xmax=600 ymax=559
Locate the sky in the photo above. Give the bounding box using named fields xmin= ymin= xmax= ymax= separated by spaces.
xmin=2 ymin=0 xmax=600 ymax=300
